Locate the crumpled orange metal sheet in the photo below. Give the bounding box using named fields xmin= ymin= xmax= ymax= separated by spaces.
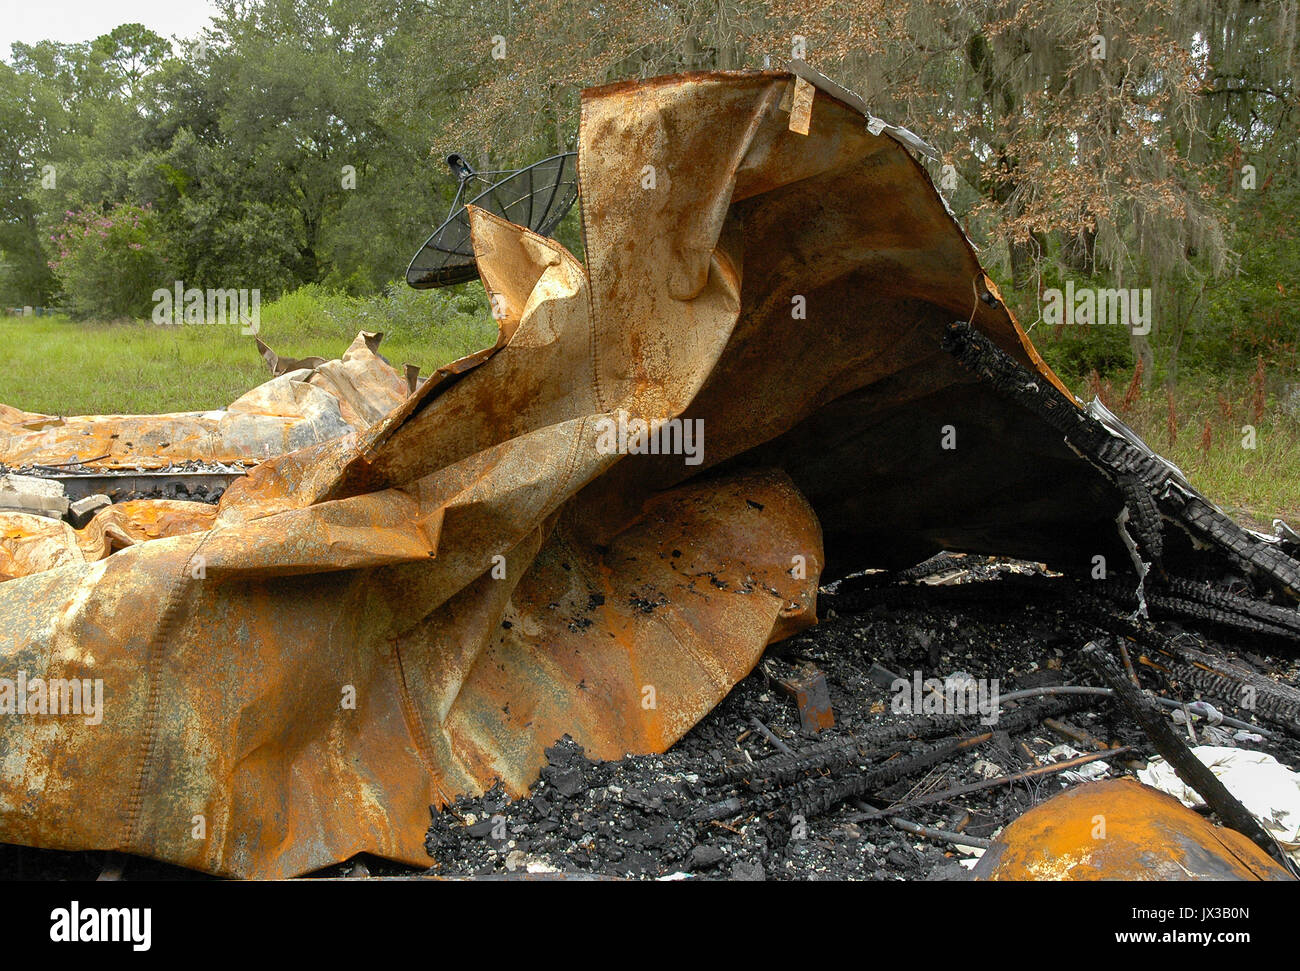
xmin=0 ymin=500 xmax=217 ymax=580
xmin=0 ymin=70 xmax=1129 ymax=877
xmin=73 ymin=499 xmax=219 ymax=560
xmin=0 ymin=513 xmax=84 ymax=581
xmin=0 ymin=331 xmax=407 ymax=469
xmin=973 ymin=778 xmax=1294 ymax=880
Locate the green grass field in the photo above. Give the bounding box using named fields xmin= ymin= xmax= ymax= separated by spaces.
xmin=1055 ymin=370 xmax=1300 ymax=530
xmin=0 ymin=283 xmax=497 ymax=416
xmin=1 ymin=288 xmax=1295 ymax=529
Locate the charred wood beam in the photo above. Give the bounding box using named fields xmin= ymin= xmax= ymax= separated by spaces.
xmin=942 ymin=321 xmax=1300 ymax=603
xmin=1087 ymin=577 xmax=1300 ymax=640
xmin=1076 ymin=605 xmax=1300 ymax=735
xmin=1082 ymin=641 xmax=1298 ymax=875
xmin=763 ymin=734 xmax=977 ymax=821
xmin=846 ymin=747 xmax=1133 ymax=824
xmin=826 ymin=566 xmax=1300 ymax=643
xmin=895 ymin=552 xmax=973 ymax=584
xmin=710 ymin=694 xmax=1084 ymax=789
xmin=714 ymin=697 xmax=1083 ymax=822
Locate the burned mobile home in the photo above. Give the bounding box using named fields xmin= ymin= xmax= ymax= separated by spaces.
xmin=0 ymin=65 xmax=1297 ymax=880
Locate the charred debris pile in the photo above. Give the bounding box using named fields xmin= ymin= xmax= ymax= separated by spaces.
xmin=415 ymin=324 xmax=1300 ymax=882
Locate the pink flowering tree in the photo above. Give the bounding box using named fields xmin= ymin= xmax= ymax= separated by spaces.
xmin=47 ymin=203 xmax=168 ymax=319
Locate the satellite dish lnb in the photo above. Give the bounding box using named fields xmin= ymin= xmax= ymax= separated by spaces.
xmin=446 ymin=154 xmax=475 ymax=181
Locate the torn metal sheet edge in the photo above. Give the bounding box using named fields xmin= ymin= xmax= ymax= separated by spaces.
xmin=787 ymin=59 xmax=939 ymax=159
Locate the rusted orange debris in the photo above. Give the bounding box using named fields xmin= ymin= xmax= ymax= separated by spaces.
xmin=0 ymin=68 xmax=1144 ymax=877
xmin=775 ymin=664 xmax=835 ymax=733
xmin=973 ymin=778 xmax=1294 ymax=880
xmin=0 ymin=499 xmax=218 ymax=581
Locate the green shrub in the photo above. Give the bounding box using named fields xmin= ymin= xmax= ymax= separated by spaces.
xmin=47 ymin=203 xmax=170 ymax=320
xmin=255 ymin=280 xmax=498 ymax=370
xmin=1036 ymin=320 xmax=1134 ymax=382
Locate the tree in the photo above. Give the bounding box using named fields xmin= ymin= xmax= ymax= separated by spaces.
xmin=394 ymin=0 xmax=1300 ymax=381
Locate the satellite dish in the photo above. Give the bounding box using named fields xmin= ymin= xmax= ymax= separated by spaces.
xmin=406 ymin=151 xmax=579 ymax=289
